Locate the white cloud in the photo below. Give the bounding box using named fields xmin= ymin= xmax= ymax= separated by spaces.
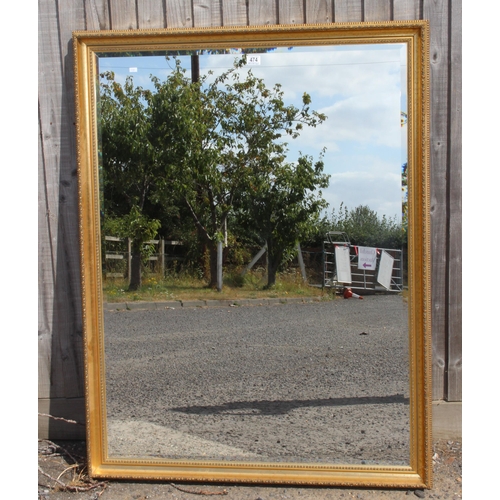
xmin=324 ymin=169 xmax=403 ymax=221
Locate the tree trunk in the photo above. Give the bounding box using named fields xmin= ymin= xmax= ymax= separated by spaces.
xmin=266 ymin=239 xmax=282 ymax=288
xmin=267 ymin=260 xmax=279 ymax=288
xmin=208 ymin=241 xmax=219 ymax=289
xmin=128 ymin=252 xmax=142 ymax=291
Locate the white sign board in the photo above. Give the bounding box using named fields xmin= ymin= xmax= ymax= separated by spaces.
xmin=377 ymin=250 xmax=395 ymax=290
xmin=357 ymin=246 xmax=377 ymax=271
xmin=335 ymin=246 xmax=352 ymax=283
xmin=246 ymin=55 xmax=261 ymax=65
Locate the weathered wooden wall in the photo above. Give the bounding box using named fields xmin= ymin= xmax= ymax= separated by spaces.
xmin=38 ymin=0 xmax=462 ymax=438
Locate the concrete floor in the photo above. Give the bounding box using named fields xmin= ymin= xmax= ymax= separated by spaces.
xmin=432 ymin=401 xmax=462 ymax=440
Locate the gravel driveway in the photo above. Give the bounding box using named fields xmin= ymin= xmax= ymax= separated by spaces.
xmin=103 ymin=295 xmax=410 ymax=466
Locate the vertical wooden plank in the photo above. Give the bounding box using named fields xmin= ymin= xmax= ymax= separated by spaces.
xmin=193 ymin=0 xmax=222 ymax=27
xmin=393 ymin=0 xmax=420 ymax=20
xmin=305 ymin=0 xmax=333 ymax=24
xmin=423 ymin=0 xmax=449 ymax=400
xmin=109 ymin=0 xmax=138 ymax=29
xmin=137 ymin=0 xmax=167 ymax=29
xmin=38 ymin=0 xmax=86 ymax=404
xmin=166 ymin=0 xmax=194 ymax=28
xmin=248 ymin=0 xmax=277 ymax=25
xmin=364 ymin=0 xmax=391 ymax=21
xmin=334 ymin=0 xmax=363 ymax=22
xmin=278 ymin=0 xmax=304 ymax=24
xmin=84 ymin=0 xmax=111 ymax=30
xmin=222 ymin=0 xmax=247 ymax=26
xmin=58 ymin=0 xmax=84 ymax=189
xmin=57 ymin=0 xmax=86 ymax=395
xmin=447 ymin=0 xmax=462 ymax=401
xmin=38 ymin=114 xmax=56 ymax=400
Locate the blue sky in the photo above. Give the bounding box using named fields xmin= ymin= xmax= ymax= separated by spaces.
xmin=98 ymin=43 xmax=407 ymax=221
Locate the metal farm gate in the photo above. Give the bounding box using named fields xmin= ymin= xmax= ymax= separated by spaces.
xmin=322 ymin=232 xmax=404 ymax=294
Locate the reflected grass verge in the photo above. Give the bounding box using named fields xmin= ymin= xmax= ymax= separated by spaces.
xmin=103 ymin=268 xmax=331 ymax=303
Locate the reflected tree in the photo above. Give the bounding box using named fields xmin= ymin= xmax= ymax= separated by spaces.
xmin=99 ymin=57 xmax=328 ymax=290
xmin=236 ymin=150 xmax=330 ymax=287
xmin=151 ymin=57 xmax=327 ymax=289
xmin=99 ymin=72 xmax=166 ymax=290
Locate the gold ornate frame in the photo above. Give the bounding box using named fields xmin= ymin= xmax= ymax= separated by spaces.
xmin=73 ymin=21 xmax=431 ymax=488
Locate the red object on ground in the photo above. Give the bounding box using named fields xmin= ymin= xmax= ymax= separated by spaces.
xmin=343 ymin=288 xmax=363 ymax=300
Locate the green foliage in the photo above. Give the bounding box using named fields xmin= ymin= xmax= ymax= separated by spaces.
xmin=401 ymin=162 xmax=408 ymax=235
xmin=103 ymin=206 xmax=161 ymax=258
xmin=325 ymin=203 xmax=404 ymax=249
xmin=99 ymin=72 xmax=157 ymax=214
xmin=236 ymin=150 xmax=330 ymax=286
xmin=224 ymin=272 xmax=246 ymax=288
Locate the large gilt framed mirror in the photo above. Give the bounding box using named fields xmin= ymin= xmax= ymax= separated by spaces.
xmin=73 ymin=21 xmax=431 ymax=488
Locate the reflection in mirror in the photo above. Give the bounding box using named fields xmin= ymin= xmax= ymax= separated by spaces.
xmin=97 ymin=44 xmax=411 ymax=465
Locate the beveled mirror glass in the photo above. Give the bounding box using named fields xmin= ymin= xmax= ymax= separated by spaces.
xmin=74 ymin=21 xmax=431 ymax=488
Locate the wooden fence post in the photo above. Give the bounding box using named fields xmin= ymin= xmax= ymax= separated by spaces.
xmin=297 ymin=242 xmax=307 ymax=282
xmin=127 ymin=238 xmax=132 ymax=279
xmin=241 ymin=244 xmax=267 ymax=277
xmin=160 ymin=238 xmax=165 ymax=277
